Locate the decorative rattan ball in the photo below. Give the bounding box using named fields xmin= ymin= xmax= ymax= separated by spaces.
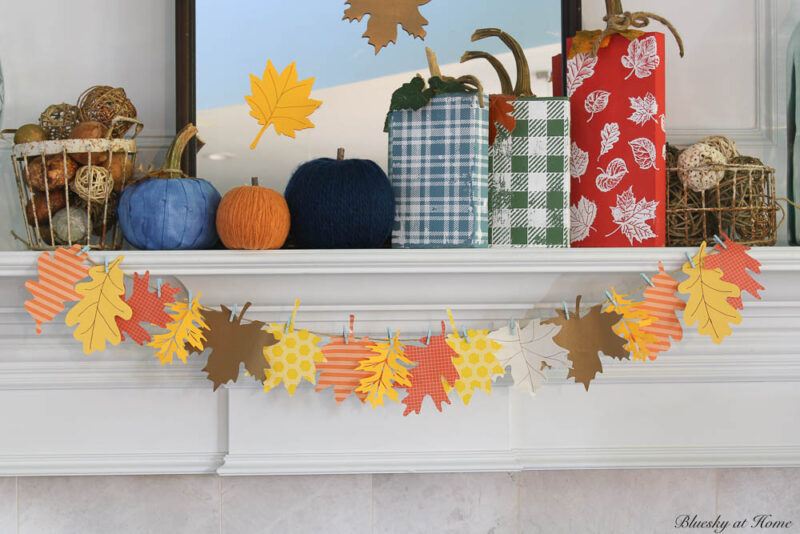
xmin=700 ymin=135 xmax=739 ymax=161
xmin=39 ymin=103 xmax=80 ymax=140
xmin=677 ymin=142 xmax=727 ymax=192
xmin=77 ymin=86 xmax=137 ymax=138
xmin=71 ymin=166 xmax=114 ymax=203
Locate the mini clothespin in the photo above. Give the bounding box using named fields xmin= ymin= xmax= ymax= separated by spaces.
xmin=343 ymin=325 xmax=349 ymax=344
xmin=461 ymin=327 xmax=470 ymax=343
xmin=387 ymin=327 xmax=392 ymax=341
xmin=104 ymin=257 xmax=108 ymax=273
xmin=563 ymin=301 xmax=570 ymax=319
xmin=285 ymin=312 xmax=292 ymax=334
xmin=188 ymin=291 xmax=193 ymax=304
xmin=685 ymin=252 xmax=695 ymax=268
xmin=713 ymin=234 xmax=727 ymax=249
xmin=425 ymin=326 xmax=432 ymax=346
xmin=641 ymin=273 xmax=655 ymax=287
xmin=156 ymin=278 xmax=162 ymax=298
xmin=78 ymin=245 xmax=91 ymax=255
xmin=510 ymin=317 xmax=515 ymax=335
xmin=229 ymin=304 xmax=237 ymax=322
xmin=604 ymin=290 xmax=617 ymax=305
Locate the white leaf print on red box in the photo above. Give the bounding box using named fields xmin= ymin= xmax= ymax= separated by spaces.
xmin=621 ymin=36 xmax=660 ymax=79
xmin=595 ymin=158 xmax=629 ymax=192
xmin=567 ymin=53 xmax=598 ymax=97
xmin=598 ymin=122 xmax=620 ymax=160
xmin=629 ymin=137 xmax=659 ymax=170
xmin=570 ymin=142 xmax=589 ymax=181
xmin=570 ymin=196 xmax=597 ymax=243
xmin=628 ymin=92 xmax=658 ymax=126
xmin=584 ymin=90 xmax=610 ymax=122
xmin=607 ymin=186 xmax=658 ymax=244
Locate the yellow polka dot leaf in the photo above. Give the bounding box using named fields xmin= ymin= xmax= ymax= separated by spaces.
xmin=263 ymin=300 xmax=325 ymax=395
xmin=444 ymin=310 xmax=505 ymax=405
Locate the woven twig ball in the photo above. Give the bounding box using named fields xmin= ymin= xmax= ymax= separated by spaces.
xmin=77 ymin=86 xmax=137 ymax=138
xmin=71 ymin=165 xmax=113 ymax=203
xmin=677 ymin=142 xmax=727 ymax=192
xmin=39 ymin=103 xmax=80 ymax=140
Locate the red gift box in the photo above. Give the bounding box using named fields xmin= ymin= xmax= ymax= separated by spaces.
xmin=553 ymin=33 xmax=666 ymax=247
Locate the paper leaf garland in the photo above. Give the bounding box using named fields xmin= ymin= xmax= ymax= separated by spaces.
xmin=25 ymin=245 xmax=89 ymax=334
xmin=703 ymin=233 xmax=764 ymax=310
xmin=489 ymin=95 xmax=516 ymax=145
xmin=445 ymin=310 xmax=504 ymax=405
xmin=343 ymin=0 xmax=430 ymax=54
xmin=149 ymin=293 xmax=208 ymax=364
xmin=401 ymin=321 xmax=460 ymax=416
xmin=603 ymin=287 xmax=657 ymax=362
xmin=679 ymin=242 xmax=742 ymax=344
xmin=637 ymin=262 xmax=686 ymax=360
xmin=316 ymin=315 xmax=374 ymax=404
xmin=65 ymin=256 xmax=132 ymax=355
xmin=201 ymin=303 xmax=277 ymax=391
xmin=356 ymin=331 xmax=413 ymax=408
xmin=488 ymin=319 xmax=569 ymax=396
xmin=246 ymin=60 xmax=322 ymax=148
xmin=543 ymin=296 xmax=628 ymax=390
xmin=115 ymin=272 xmax=180 ymax=345
xmin=263 ymin=301 xmax=324 ymax=395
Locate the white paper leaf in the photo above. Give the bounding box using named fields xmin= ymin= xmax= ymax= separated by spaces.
xmin=570 ymin=142 xmax=589 ymax=181
xmin=488 ymin=320 xmax=570 ymax=396
xmin=595 ymin=158 xmax=629 ymax=192
xmin=567 ymin=53 xmax=598 ymax=97
xmin=584 ymin=90 xmax=610 ymax=122
xmin=629 ymin=137 xmax=659 ymax=170
xmin=606 ymin=186 xmax=659 ymax=244
xmin=599 ymin=122 xmax=620 ymax=160
xmin=570 ymin=196 xmax=597 ymax=243
xmin=621 ymin=35 xmax=660 ymax=79
xmin=628 ymin=92 xmax=658 ymax=126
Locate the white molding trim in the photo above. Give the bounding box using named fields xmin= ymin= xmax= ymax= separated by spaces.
xmin=0 ymin=453 xmax=224 ymax=476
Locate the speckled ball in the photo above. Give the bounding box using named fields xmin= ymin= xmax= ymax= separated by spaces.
xmin=677 ymin=142 xmax=727 ymax=192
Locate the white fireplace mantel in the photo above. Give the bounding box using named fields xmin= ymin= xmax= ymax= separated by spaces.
xmin=0 ymin=247 xmax=798 ymax=476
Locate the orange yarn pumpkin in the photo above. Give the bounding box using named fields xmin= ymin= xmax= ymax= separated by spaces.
xmin=216 ymin=178 xmax=290 ymax=249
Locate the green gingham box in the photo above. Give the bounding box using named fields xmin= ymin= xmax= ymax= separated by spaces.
xmin=488 ymin=97 xmax=571 ymax=247
xmin=387 ymin=93 xmax=489 ymax=248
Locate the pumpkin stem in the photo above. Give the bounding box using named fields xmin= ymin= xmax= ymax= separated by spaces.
xmin=606 ymin=0 xmax=624 ymax=15
xmin=470 ymin=28 xmax=533 ymax=97
xmin=460 ymin=51 xmax=514 ymax=95
xmin=337 ymin=147 xmax=345 ymax=161
xmin=251 ymin=177 xmax=259 ymax=186
xmin=162 ymin=123 xmax=199 ymax=178
xmin=425 ymin=47 xmax=442 ymax=78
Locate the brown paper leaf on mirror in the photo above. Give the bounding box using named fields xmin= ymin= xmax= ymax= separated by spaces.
xmin=343 ymin=0 xmax=430 ymax=54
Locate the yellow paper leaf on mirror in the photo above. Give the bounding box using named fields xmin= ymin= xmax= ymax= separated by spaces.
xmin=65 ymin=256 xmax=132 ymax=355
xmin=149 ymin=294 xmax=208 ymax=365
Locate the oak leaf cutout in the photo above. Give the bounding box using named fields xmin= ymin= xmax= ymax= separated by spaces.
xmin=25 ymin=245 xmax=89 ymax=334
xmin=316 ymin=315 xmax=374 ymax=404
xmin=637 ymin=262 xmax=686 ymax=359
xmin=598 ymin=122 xmax=620 ymax=160
xmin=603 ymin=287 xmax=658 ymax=362
xmin=356 ymin=331 xmax=413 ymax=407
xmin=401 ymin=321 xmax=460 ymax=416
xmin=703 ymin=232 xmax=764 ymax=310
xmin=584 ymin=90 xmax=610 ymax=122
xmin=489 ymin=94 xmax=516 ymax=146
xmin=606 ymin=186 xmax=658 ymax=245
xmin=595 ymin=158 xmax=628 ymax=193
xmin=543 ymin=296 xmax=628 ymax=390
xmin=570 ymin=196 xmax=597 ymax=243
xmin=149 ymin=294 xmax=208 ymax=364
xmin=621 ymin=35 xmax=660 ymax=79
xmin=246 ymin=60 xmax=322 ymax=148
xmin=343 ymin=0 xmax=430 ymax=54
xmin=116 ymin=272 xmax=180 ymax=345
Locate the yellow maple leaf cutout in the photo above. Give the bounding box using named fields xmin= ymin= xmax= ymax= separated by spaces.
xmin=245 ymin=60 xmax=322 ymax=149
xmin=149 ymin=293 xmax=208 ymax=365
xmin=602 ymin=287 xmax=658 ymax=362
xmin=678 ymin=242 xmax=743 ymax=344
xmin=65 ymin=256 xmax=132 ymax=355
xmin=263 ymin=300 xmax=324 ymax=395
xmin=444 ymin=309 xmax=504 ymax=405
xmin=356 ymin=330 xmax=413 ymax=408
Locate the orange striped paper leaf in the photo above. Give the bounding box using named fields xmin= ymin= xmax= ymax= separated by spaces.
xmin=638 ymin=262 xmax=686 ymax=359
xmin=316 ymin=315 xmax=373 ymax=403
xmin=24 ymin=245 xmax=89 ymax=334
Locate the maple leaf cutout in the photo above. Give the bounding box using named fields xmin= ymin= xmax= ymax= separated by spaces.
xmin=584 ymin=90 xmax=610 ymax=122
xmin=401 ymin=321 xmax=460 ymax=416
xmin=543 ymin=296 xmax=629 ymax=390
xmin=570 ymin=142 xmax=589 ymax=181
xmin=65 ymin=256 xmax=132 ymax=355
xmin=606 ymin=186 xmax=658 ymax=245
xmin=679 ymin=242 xmax=743 ymax=344
xmin=201 ymin=303 xmax=277 ymax=390
xmin=628 ymin=93 xmax=658 ymax=126
xmin=445 ymin=325 xmax=504 ymax=405
xmin=637 ymin=262 xmax=686 ymax=360
xmin=567 ymin=53 xmax=597 ymax=97
xmin=598 ymin=122 xmax=620 ymax=160
xmin=343 ymin=0 xmax=430 ymax=54
xmin=25 ymin=245 xmax=89 ymax=334
xmin=116 ymin=272 xmax=180 ymax=345
xmin=316 ymin=315 xmax=374 ymax=404
xmin=356 ymin=331 xmax=413 ymax=407
xmin=595 ymin=158 xmax=628 ymax=193
xmin=629 ymin=137 xmax=659 ymax=170
xmin=489 ymin=95 xmax=516 ymax=146
xmin=570 ymin=196 xmax=597 ymax=243
xmin=149 ymin=294 xmax=208 ymax=364
xmin=245 ymin=60 xmax=322 ymax=148
xmin=621 ymin=35 xmax=660 ymax=79
xmin=603 ymin=287 xmax=658 ymax=362
xmin=488 ymin=319 xmax=569 ymax=396
xmin=703 ymin=233 xmax=764 ymax=310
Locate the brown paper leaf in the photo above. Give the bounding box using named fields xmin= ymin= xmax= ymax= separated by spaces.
xmin=343 ymin=0 xmax=430 ymax=54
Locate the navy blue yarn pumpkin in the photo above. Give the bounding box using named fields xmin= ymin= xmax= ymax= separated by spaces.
xmin=284 ymin=149 xmax=394 ymax=248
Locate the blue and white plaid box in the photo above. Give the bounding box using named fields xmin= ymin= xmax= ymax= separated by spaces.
xmin=387 ymin=93 xmax=489 ymax=248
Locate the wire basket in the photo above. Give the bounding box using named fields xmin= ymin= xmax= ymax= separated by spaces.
xmin=2 ymin=117 xmax=142 ymax=250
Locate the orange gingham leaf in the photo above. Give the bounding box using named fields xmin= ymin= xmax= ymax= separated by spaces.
xmin=149 ymin=294 xmax=208 ymax=364
xmin=603 ymin=287 xmax=658 ymax=362
xmin=343 ymin=0 xmax=430 ymax=54
xmin=356 ymin=331 xmax=413 ymax=408
xmin=116 ymin=271 xmax=180 ymax=345
xmin=245 ymin=60 xmax=322 ymax=148
xmin=703 ymin=233 xmax=764 ymax=310
xmin=638 ymin=262 xmax=686 ymax=360
xmin=489 ymin=94 xmax=516 ymax=146
xmin=402 ymin=321 xmax=460 ymax=416
xmin=24 ymin=245 xmax=89 ymax=334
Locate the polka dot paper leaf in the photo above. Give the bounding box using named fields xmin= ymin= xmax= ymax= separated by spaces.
xmin=343 ymin=0 xmax=430 ymax=55
xmin=401 ymin=321 xmax=460 ymax=416
xmin=25 ymin=245 xmax=89 ymax=334
xmin=444 ymin=310 xmax=504 ymax=405
xmin=201 ymin=303 xmax=277 ymax=391
xmin=65 ymin=256 xmax=132 ymax=355
xmin=263 ymin=300 xmax=325 ymax=395
xmin=703 ymin=233 xmax=764 ymax=310
xmin=637 ymin=262 xmax=686 ymax=360
xmin=149 ymin=293 xmax=208 ymax=365
xmin=542 ymin=296 xmax=629 ymax=390
xmin=488 ymin=319 xmax=569 ymax=396
xmin=116 ymin=271 xmax=180 ymax=345
xmin=678 ymin=242 xmax=742 ymax=344
xmin=246 ymin=60 xmax=322 ymax=149
xmin=316 ymin=315 xmax=374 ymax=404
xmin=602 ymin=287 xmax=658 ymax=362
xmin=355 ymin=331 xmax=413 ymax=408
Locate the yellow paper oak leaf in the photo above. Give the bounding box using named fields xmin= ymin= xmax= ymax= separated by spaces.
xmin=602 ymin=287 xmax=658 ymax=362
xmin=678 ymin=242 xmax=742 ymax=344
xmin=356 ymin=331 xmax=413 ymax=408
xmin=245 ymin=60 xmax=322 ymax=149
xmin=149 ymin=294 xmax=208 ymax=364
xmin=262 ymin=300 xmax=324 ymax=395
xmin=65 ymin=256 xmax=132 ymax=355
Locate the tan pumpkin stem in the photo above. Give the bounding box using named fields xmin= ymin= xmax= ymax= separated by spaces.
xmin=425 ymin=47 xmax=485 ymax=108
xmin=591 ymin=0 xmax=684 ymax=58
xmin=337 ymin=147 xmax=345 ymax=161
xmin=425 ymin=47 xmax=442 ymax=78
xmin=161 ymin=123 xmax=199 ymax=178
xmin=470 ymin=28 xmax=533 ymax=97
xmin=251 ymin=177 xmax=259 ymax=186
xmin=460 ymin=51 xmax=513 ymax=95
